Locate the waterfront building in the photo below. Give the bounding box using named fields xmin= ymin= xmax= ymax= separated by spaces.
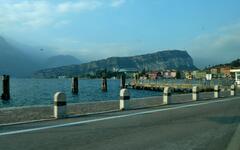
xmin=230 ymin=69 xmax=240 ymax=85
xmin=210 ymin=68 xmax=220 ymax=75
xmin=163 ymin=70 xmax=177 ymax=78
xmin=119 ymin=68 xmax=138 ymax=78
xmin=148 ymin=71 xmax=162 ymax=80
xmin=219 ymin=66 xmax=231 ymax=78
xmin=192 ymin=70 xmax=207 ymax=79
xmin=209 ymin=66 xmax=231 ymax=78
xmin=170 ymin=70 xmax=177 ymax=78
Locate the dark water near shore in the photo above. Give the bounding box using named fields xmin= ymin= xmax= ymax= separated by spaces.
xmin=0 ymin=79 xmax=160 ymax=108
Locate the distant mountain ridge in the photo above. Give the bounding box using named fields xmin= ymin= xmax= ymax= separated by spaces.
xmin=45 ymin=55 xmax=81 ymax=68
xmin=33 ymin=50 xmax=197 ymax=78
xmin=208 ymin=58 xmax=240 ymax=69
xmin=0 ymin=36 xmax=82 ymax=77
xmin=0 ymin=36 xmax=40 ymax=77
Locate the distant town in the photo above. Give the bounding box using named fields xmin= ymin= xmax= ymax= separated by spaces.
xmin=55 ymin=58 xmax=240 ymax=87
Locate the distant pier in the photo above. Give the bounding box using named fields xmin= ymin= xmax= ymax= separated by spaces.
xmin=128 ymin=79 xmax=234 ymax=93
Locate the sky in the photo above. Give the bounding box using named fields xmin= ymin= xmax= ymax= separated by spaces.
xmin=0 ymin=0 xmax=240 ymax=68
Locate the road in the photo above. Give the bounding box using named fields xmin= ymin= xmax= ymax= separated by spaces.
xmin=0 ymin=96 xmax=240 ymax=150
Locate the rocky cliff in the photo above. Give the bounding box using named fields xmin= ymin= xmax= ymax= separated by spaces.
xmin=33 ymin=50 xmax=197 ymax=78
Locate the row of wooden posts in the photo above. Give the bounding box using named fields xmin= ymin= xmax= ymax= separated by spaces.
xmin=1 ymin=74 xmax=126 ymax=101
xmin=54 ymin=84 xmax=237 ymax=119
xmin=71 ymin=74 xmax=126 ymax=93
xmin=101 ymin=73 xmax=126 ymax=92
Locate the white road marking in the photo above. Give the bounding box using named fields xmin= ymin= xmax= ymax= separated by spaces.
xmin=0 ymin=97 xmax=239 ymax=137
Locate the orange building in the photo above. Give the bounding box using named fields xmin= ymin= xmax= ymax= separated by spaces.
xmin=219 ymin=66 xmax=231 ymax=77
xmin=210 ymin=66 xmax=231 ymax=78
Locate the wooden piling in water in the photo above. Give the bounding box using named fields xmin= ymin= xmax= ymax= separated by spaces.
xmin=102 ymin=76 xmax=108 ymax=92
xmin=71 ymin=77 xmax=79 ymax=94
xmin=120 ymin=73 xmax=126 ymax=89
xmin=101 ymin=69 xmax=108 ymax=92
xmin=1 ymin=75 xmax=10 ymax=100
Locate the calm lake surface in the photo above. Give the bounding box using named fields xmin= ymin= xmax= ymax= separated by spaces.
xmin=0 ymin=79 xmax=160 ymax=108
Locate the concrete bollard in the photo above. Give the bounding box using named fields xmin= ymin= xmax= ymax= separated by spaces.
xmin=120 ymin=73 xmax=126 ymax=89
xmin=54 ymin=92 xmax=67 ymax=119
xmin=102 ymin=77 xmax=108 ymax=92
xmin=1 ymin=75 xmax=10 ymax=100
xmin=192 ymin=86 xmax=199 ymax=101
xmin=214 ymin=85 xmax=220 ymax=98
xmin=120 ymin=89 xmax=130 ymax=110
xmin=230 ymin=85 xmax=236 ymax=96
xmin=163 ymin=87 xmax=172 ymax=105
xmin=71 ymin=77 xmax=79 ymax=94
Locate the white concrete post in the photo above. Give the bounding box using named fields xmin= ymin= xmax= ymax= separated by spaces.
xmin=163 ymin=87 xmax=172 ymax=105
xmin=214 ymin=85 xmax=219 ymax=98
xmin=192 ymin=86 xmax=199 ymax=101
xmin=54 ymin=92 xmax=67 ymax=119
xmin=231 ymin=84 xmax=236 ymax=96
xmin=120 ymin=89 xmax=130 ymax=110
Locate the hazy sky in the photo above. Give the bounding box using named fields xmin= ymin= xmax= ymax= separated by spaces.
xmin=0 ymin=0 xmax=240 ymax=68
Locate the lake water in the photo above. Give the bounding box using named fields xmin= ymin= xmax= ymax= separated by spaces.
xmin=0 ymin=79 xmax=160 ymax=108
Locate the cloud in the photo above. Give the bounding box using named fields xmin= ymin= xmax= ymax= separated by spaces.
xmin=49 ymin=37 xmax=141 ymax=61
xmin=56 ymin=1 xmax=103 ymax=13
xmin=0 ymin=0 xmax=126 ymax=31
xmin=53 ymin=20 xmax=71 ymax=28
xmin=110 ymin=0 xmax=126 ymax=7
xmin=189 ymin=22 xmax=240 ymax=68
xmin=0 ymin=1 xmax=53 ymax=29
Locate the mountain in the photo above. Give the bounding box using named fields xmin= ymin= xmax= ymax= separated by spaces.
xmin=230 ymin=59 xmax=240 ymax=67
xmin=33 ymin=50 xmax=197 ymax=78
xmin=0 ymin=36 xmax=40 ymax=77
xmin=45 ymin=55 xmax=81 ymax=68
xmin=207 ymin=58 xmax=240 ymax=69
xmin=0 ymin=36 xmax=83 ymax=77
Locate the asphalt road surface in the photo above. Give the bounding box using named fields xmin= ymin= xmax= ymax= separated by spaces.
xmin=0 ymin=96 xmax=240 ymax=150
